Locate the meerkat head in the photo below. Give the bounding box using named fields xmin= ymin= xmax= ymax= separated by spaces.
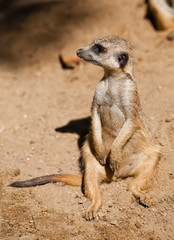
xmin=77 ymin=36 xmax=133 ymax=76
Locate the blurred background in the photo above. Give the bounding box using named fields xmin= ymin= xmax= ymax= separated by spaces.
xmin=0 ymin=1 xmax=174 ymax=239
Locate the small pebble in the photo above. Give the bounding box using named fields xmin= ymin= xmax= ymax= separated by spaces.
xmin=110 ymin=220 xmax=117 ymax=225
xmin=159 ymin=140 xmax=165 ymax=146
xmin=135 ymin=221 xmax=141 ymax=228
xmin=101 ymin=215 xmax=107 ymax=222
xmin=75 ymin=193 xmax=80 ymax=198
xmin=169 ymin=173 xmax=174 ymax=180
xmin=13 ymin=169 xmax=20 ymax=176
xmin=24 ymin=114 xmax=28 ymax=119
xmin=165 ymin=115 xmax=174 ymax=123
xmin=70 ymin=229 xmax=78 ymax=235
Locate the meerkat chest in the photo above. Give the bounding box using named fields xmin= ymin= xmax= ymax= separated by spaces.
xmin=94 ymin=79 xmax=128 ymax=109
xmin=94 ymin=78 xmax=134 ymax=135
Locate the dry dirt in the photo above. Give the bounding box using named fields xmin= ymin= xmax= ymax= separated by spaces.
xmin=0 ymin=0 xmax=174 ymax=239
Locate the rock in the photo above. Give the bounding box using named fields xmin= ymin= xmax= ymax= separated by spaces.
xmin=165 ymin=116 xmax=174 ymax=122
xmin=13 ymin=169 xmax=20 ymax=176
xmin=24 ymin=114 xmax=28 ymax=119
xmin=169 ymin=173 xmax=174 ymax=180
xmin=159 ymin=139 xmax=165 ymax=146
xmin=110 ymin=220 xmax=117 ymax=225
xmin=135 ymin=221 xmax=141 ymax=228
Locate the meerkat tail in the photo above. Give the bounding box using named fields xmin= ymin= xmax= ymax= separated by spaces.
xmin=9 ymin=174 xmax=82 ymax=188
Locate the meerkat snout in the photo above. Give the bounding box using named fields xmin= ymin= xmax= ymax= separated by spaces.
xmin=76 ymin=48 xmax=83 ymax=57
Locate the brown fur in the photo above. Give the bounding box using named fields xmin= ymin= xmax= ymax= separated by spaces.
xmin=10 ymin=36 xmax=160 ymax=221
xmin=77 ymin=36 xmax=160 ymax=220
xmin=148 ymin=0 xmax=174 ymax=31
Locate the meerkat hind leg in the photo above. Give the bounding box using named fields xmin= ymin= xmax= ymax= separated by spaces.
xmin=128 ymin=151 xmax=159 ymax=207
xmin=83 ymin=143 xmax=111 ymax=220
xmin=128 ymin=177 xmax=152 ymax=207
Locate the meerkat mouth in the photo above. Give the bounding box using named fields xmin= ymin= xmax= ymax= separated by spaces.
xmin=81 ymin=56 xmax=98 ymax=65
xmin=88 ymin=59 xmax=98 ymax=64
xmin=81 ymin=55 xmax=98 ymax=65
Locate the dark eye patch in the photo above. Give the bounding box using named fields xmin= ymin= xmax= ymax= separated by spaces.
xmin=92 ymin=44 xmax=107 ymax=54
xmin=117 ymin=52 xmax=129 ymax=68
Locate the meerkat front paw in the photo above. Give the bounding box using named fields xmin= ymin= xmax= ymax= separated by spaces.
xmin=96 ymin=153 xmax=106 ymax=166
xmin=109 ymin=159 xmax=117 ymax=172
xmin=94 ymin=146 xmax=107 ymax=165
xmin=108 ymin=151 xmax=120 ymax=171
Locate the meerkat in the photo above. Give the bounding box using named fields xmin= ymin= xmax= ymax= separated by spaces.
xmin=148 ymin=0 xmax=174 ymax=39
xmin=10 ymin=36 xmax=160 ymax=221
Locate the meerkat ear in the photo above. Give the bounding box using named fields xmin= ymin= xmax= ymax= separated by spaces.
xmin=117 ymin=52 xmax=129 ymax=68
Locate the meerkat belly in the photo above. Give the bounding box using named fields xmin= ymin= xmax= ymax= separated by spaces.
xmin=117 ymin=129 xmax=150 ymax=178
xmin=99 ymin=104 xmax=125 ymax=152
xmin=122 ymin=130 xmax=143 ymax=158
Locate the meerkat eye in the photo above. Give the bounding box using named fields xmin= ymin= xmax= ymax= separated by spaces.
xmin=92 ymin=44 xmax=107 ymax=54
xmin=117 ymin=52 xmax=129 ymax=68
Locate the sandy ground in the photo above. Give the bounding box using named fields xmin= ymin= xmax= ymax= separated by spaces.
xmin=0 ymin=0 xmax=174 ymax=239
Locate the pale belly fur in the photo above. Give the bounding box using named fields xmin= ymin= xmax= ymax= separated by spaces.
xmin=99 ymin=104 xmax=147 ymax=177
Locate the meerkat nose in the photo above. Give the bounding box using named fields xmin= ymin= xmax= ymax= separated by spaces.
xmin=76 ymin=48 xmax=83 ymax=57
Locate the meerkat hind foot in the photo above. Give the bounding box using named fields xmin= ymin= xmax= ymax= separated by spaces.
xmin=139 ymin=194 xmax=153 ymax=208
xmin=128 ymin=180 xmax=153 ymax=208
xmin=85 ymin=199 xmax=102 ymax=221
xmin=167 ymin=31 xmax=174 ymax=40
